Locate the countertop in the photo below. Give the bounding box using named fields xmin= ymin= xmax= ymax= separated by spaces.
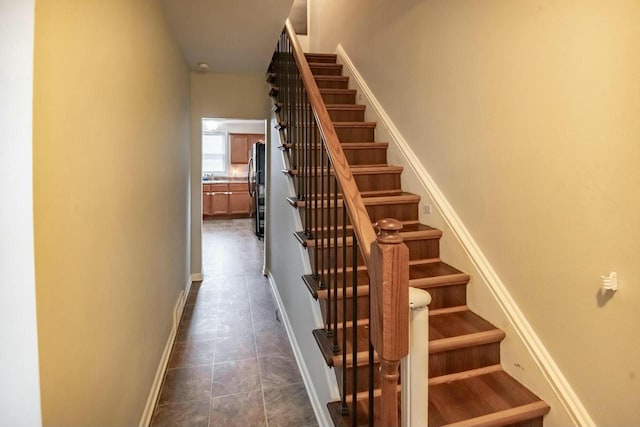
xmin=202 ymin=178 xmax=248 ymax=185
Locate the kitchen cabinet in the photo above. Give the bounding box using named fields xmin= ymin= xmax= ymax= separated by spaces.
xmin=203 ymin=184 xmax=212 ymax=215
xmin=228 ymin=183 xmax=250 ymax=214
xmin=202 ymin=182 xmax=250 ymax=217
xmin=230 ymin=133 xmax=264 ymax=164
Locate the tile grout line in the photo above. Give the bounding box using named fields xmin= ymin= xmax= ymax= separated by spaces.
xmin=206 ymin=280 xmax=220 ymax=427
xmin=246 ymin=273 xmax=271 ymax=427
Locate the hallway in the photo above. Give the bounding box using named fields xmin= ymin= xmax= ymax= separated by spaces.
xmin=150 ymin=219 xmax=318 ymax=427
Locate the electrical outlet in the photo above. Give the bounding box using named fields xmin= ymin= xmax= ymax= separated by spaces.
xmin=421 ymin=204 xmax=431 ymax=215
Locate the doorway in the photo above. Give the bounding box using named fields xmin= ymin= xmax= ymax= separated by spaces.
xmin=199 ymin=118 xmax=267 ymax=275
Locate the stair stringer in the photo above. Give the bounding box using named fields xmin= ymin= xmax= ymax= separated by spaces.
xmin=335 ymin=44 xmax=594 ymax=427
xmin=264 ymin=114 xmax=339 ymax=427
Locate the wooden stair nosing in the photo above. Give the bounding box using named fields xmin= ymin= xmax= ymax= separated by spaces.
xmin=428 ymin=364 xmax=502 ymax=386
xmin=439 ymin=401 xmax=550 ymax=427
xmin=410 ymin=273 xmax=471 ymax=289
xmin=332 ymin=121 xmax=377 ymax=129
xmin=309 ymin=62 xmax=343 ymax=68
xmin=286 ymin=165 xmax=403 ymax=175
xmin=429 ymin=329 xmax=506 ymax=354
xmin=319 ymin=88 xmax=356 ymax=95
xmin=314 ymin=75 xmax=349 ymax=83
xmin=343 ymin=365 xmax=503 ymax=404
xmin=301 ymin=228 xmax=442 ymax=248
xmin=292 ymin=192 xmax=420 ymax=209
xmin=325 ymin=103 xmax=366 ymax=111
xmin=333 ymin=349 xmax=379 ymax=368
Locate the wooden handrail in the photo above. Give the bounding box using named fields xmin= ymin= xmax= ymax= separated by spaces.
xmin=284 ymin=19 xmax=377 ymax=269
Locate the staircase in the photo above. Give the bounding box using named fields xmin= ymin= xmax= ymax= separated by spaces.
xmin=270 ymin=24 xmax=549 ymax=427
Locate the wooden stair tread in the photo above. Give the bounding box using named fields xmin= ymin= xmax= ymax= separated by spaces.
xmin=319 ymin=88 xmax=357 ymax=94
xmin=329 ymin=370 xmax=548 ymax=427
xmin=409 ymin=261 xmax=470 ymax=287
xmin=429 ymin=310 xmax=504 ymax=350
xmin=286 ymin=164 xmax=401 ymax=174
xmin=328 ymin=309 xmax=502 ymax=359
xmin=429 ymin=370 xmax=549 ymax=427
xmin=311 ymin=261 xmax=469 ymax=301
xmin=301 ymin=223 xmax=441 ymax=247
xmin=293 ymin=192 xmax=420 ymax=208
xmin=315 ymin=75 xmax=349 ymax=82
xmin=308 ymin=221 xmax=436 ymax=235
xmin=332 ymin=121 xmax=376 ymax=128
xmin=325 ymin=103 xmax=366 ymax=110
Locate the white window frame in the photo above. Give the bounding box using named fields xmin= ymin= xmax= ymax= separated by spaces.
xmin=202 ymin=129 xmax=228 ymax=176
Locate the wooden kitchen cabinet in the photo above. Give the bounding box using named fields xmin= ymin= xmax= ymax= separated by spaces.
xmin=210 ymin=184 xmax=229 ymax=215
xmin=203 ymin=182 xmax=250 ymax=217
xmin=202 ymin=184 xmax=212 ymax=215
xmin=229 ymin=133 xmax=264 ymax=164
xmin=228 ymin=183 xmax=250 ymax=214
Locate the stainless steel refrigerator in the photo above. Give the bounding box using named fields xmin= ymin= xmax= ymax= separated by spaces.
xmin=248 ymin=141 xmax=265 ymax=239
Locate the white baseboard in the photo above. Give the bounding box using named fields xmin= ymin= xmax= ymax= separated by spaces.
xmin=138 ymin=276 xmax=191 ymax=427
xmin=335 ymin=44 xmax=595 ymax=427
xmin=191 ymin=272 xmax=203 ymax=282
xmin=266 ymin=273 xmax=333 ymax=427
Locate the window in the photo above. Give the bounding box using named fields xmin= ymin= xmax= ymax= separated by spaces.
xmin=202 ymin=130 xmax=227 ymax=175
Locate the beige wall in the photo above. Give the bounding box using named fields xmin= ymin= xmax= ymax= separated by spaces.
xmin=189 ymin=72 xmax=269 ymax=276
xmin=310 ymin=1 xmax=640 ymax=425
xmin=33 ymin=1 xmax=190 ymax=425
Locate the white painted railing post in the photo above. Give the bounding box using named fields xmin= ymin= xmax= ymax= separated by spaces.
xmin=401 ymin=287 xmax=431 ymax=427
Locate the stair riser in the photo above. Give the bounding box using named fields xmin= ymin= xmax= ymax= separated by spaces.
xmin=320 ymin=296 xmax=369 ymax=323
xmin=335 ymin=126 xmax=375 ymax=142
xmin=337 ymin=364 xmax=382 ymax=396
xmin=310 ymin=246 xmax=365 ymax=269
xmin=405 ymin=239 xmax=440 ymax=260
xmin=342 ymin=148 xmax=387 ymax=165
xmin=311 ymin=238 xmax=439 ymax=263
xmin=507 ymin=417 xmax=544 ymax=427
xmin=306 ymin=54 xmax=337 ymax=64
xmin=310 ymin=65 xmax=343 ymax=76
xmin=366 ymin=201 xmax=419 ymax=223
xmin=302 ymin=201 xmax=419 ymax=229
xmin=430 ymin=342 xmax=501 ymax=377
xmin=327 ymin=108 xmax=365 ymax=121
xmin=321 ymin=91 xmax=356 ymax=104
xmin=422 ymin=284 xmax=467 ymax=310
xmin=316 ymin=79 xmax=349 ymax=89
xmin=299 ymin=173 xmax=400 ymax=194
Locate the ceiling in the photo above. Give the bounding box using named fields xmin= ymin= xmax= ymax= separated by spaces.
xmin=162 ymin=0 xmax=295 ymax=74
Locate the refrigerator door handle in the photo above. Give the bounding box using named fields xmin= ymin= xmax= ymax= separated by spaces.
xmin=248 ymin=157 xmax=256 ymax=197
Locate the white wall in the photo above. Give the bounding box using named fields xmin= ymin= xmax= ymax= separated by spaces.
xmin=33 ymin=1 xmax=191 ymax=425
xmin=309 ymin=1 xmax=640 ymax=425
xmin=190 ymin=72 xmax=269 ymax=277
xmin=0 ymin=1 xmax=42 ymax=426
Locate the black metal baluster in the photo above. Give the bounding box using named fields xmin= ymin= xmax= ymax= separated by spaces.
xmin=352 ymin=233 xmax=359 ymax=427
xmin=296 ymin=68 xmax=302 ymax=200
xmin=312 ymin=121 xmax=320 ymax=280
xmin=341 ymin=200 xmax=349 ymax=416
xmin=332 ymin=175 xmax=339 ymax=353
xmin=304 ymin=89 xmax=312 ymax=238
xmin=326 ymin=154 xmax=334 ymax=340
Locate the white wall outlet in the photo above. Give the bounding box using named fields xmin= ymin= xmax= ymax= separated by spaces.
xmin=421 ymin=204 xmax=431 ymax=215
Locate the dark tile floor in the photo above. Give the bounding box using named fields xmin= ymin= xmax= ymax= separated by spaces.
xmin=151 ymin=218 xmax=318 ymax=427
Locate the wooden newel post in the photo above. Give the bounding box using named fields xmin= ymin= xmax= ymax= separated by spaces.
xmin=370 ymin=218 xmax=410 ymax=427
